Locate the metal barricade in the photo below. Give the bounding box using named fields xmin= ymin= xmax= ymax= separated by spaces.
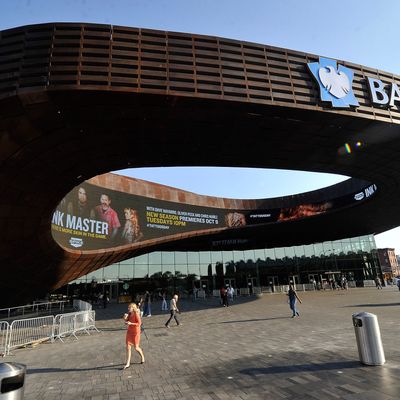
xmin=0 ymin=301 xmax=67 ymax=320
xmin=253 ymin=287 xmax=262 ymax=295
xmin=55 ymin=313 xmax=77 ymax=342
xmin=240 ymin=287 xmax=250 ymax=295
xmin=2 ymin=307 xmax=100 ymax=356
xmin=8 ymin=316 xmax=55 ymax=354
xmin=86 ymin=311 xmax=100 ymax=334
xmin=304 ymin=283 xmax=316 ymax=291
xmin=73 ymin=312 xmax=90 ymax=336
xmin=73 ymin=300 xmax=92 ymax=311
xmin=0 ymin=321 xmax=9 ymax=356
xmin=73 ymin=311 xmax=100 ymax=337
xmin=55 ymin=311 xmax=99 ymax=341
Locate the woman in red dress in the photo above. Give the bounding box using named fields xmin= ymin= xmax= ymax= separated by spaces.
xmin=123 ymin=303 xmax=145 ymax=369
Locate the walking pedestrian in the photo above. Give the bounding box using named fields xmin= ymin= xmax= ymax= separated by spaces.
xmin=228 ymin=286 xmax=234 ymax=302
xmin=122 ymin=303 xmax=145 ymax=369
xmin=220 ymin=286 xmax=228 ymax=307
xmin=161 ymin=291 xmax=168 ymax=311
xmin=165 ymin=294 xmax=180 ymax=328
xmin=103 ymin=292 xmax=109 ymax=308
xmin=375 ymin=276 xmax=383 ymax=289
xmin=143 ymin=291 xmax=152 ymax=316
xmin=287 ymin=284 xmax=302 ymax=318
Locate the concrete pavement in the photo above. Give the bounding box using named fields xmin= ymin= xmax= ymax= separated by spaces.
xmin=7 ymin=287 xmax=400 ymax=399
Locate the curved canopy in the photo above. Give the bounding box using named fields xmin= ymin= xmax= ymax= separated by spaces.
xmin=1 ymin=22 xmax=400 ymax=305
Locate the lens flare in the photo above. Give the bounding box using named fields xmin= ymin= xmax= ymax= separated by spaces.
xmin=345 ymin=143 xmax=352 ymax=154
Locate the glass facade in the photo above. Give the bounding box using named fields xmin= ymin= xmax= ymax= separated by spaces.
xmin=70 ymin=234 xmax=381 ymax=298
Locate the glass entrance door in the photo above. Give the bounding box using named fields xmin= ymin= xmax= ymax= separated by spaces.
xmin=289 ymin=275 xmax=300 ymax=288
xmin=308 ymin=274 xmax=319 ymax=289
xmin=247 ymin=277 xmax=257 ymax=294
xmin=267 ymin=276 xmax=279 ymax=286
xmin=224 ymin=278 xmax=236 ymax=288
xmin=267 ymin=276 xmax=279 ymax=292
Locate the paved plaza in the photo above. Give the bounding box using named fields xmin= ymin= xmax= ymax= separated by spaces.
xmin=7 ymin=287 xmax=400 ymax=400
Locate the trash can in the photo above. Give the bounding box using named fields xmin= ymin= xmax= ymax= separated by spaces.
xmin=0 ymin=362 xmax=26 ymax=399
xmin=352 ymin=312 xmax=385 ymax=365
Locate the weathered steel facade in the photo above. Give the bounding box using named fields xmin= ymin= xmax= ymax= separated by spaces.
xmin=1 ymin=23 xmax=400 ymax=305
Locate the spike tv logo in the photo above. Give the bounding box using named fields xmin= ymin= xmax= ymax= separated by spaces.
xmin=308 ymin=57 xmax=359 ymax=108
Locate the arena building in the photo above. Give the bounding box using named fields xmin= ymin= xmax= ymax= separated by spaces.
xmin=1 ymin=22 xmax=400 ymax=305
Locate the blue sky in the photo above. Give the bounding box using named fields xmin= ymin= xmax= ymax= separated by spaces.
xmin=2 ymin=0 xmax=400 ymax=250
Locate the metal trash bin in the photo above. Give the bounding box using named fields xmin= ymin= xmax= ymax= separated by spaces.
xmin=0 ymin=363 xmax=26 ymax=399
xmin=352 ymin=312 xmax=385 ymax=365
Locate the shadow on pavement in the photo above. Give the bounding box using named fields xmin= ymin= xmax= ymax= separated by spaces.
xmin=93 ymin=296 xmax=260 ymax=321
xmin=217 ymin=316 xmax=291 ymax=324
xmin=344 ymin=303 xmax=400 ymax=308
xmin=26 ymin=364 xmax=130 ymax=374
xmin=240 ymin=360 xmax=361 ymax=376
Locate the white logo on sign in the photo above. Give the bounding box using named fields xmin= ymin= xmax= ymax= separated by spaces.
xmin=365 ymin=184 xmax=377 ymax=197
xmin=354 ymin=192 xmax=365 ymax=201
xmin=318 ymin=66 xmax=351 ymax=99
xmin=69 ymin=237 xmax=83 ymax=248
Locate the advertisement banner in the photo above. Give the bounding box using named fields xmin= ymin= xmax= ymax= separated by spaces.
xmin=51 ymin=182 xmax=377 ymax=251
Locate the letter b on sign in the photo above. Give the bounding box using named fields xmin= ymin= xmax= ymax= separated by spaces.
xmin=367 ymin=77 xmax=389 ymax=106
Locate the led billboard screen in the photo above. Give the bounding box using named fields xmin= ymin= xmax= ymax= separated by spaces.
xmin=51 ymin=182 xmax=377 ymax=251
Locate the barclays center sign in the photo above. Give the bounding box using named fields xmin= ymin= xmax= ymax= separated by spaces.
xmin=308 ymin=57 xmax=400 ymax=109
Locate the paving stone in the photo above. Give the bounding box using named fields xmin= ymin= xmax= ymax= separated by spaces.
xmin=5 ymin=287 xmax=400 ymax=399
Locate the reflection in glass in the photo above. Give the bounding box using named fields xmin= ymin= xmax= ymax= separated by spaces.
xmin=187 ymin=252 xmax=199 ymax=264
xmin=199 ymin=251 xmax=211 ymax=264
xmin=211 ymin=251 xmax=222 ymax=263
xmin=322 ymin=241 xmax=333 ymax=255
xmin=244 ymin=250 xmax=256 ymax=262
xmin=119 ymin=264 xmax=133 ymax=280
xmin=187 ymin=264 xmax=200 ymax=277
xmin=265 ymin=248 xmax=275 ymax=261
xmin=222 ymin=251 xmax=234 ymax=263
xmin=103 ymin=263 xmax=118 ymax=280
xmin=233 ymin=250 xmax=244 ymax=262
xmin=89 ymin=269 xmax=103 ymax=282
xmin=285 ymin=247 xmax=295 ymax=259
xmin=313 ymin=243 xmax=324 ymax=257
xmin=67 ymin=234 xmax=381 ymax=292
xmin=161 ymin=252 xmax=175 ymax=265
xmin=293 ymin=245 xmax=305 ymax=258
xmin=149 ymin=265 xmax=162 ymax=279
xmin=254 ymin=249 xmax=265 ymax=261
xmin=134 ymin=254 xmax=148 ymax=265
xmin=134 ymin=264 xmax=148 ymax=279
xmin=275 ymin=247 xmax=285 ymax=262
xmin=199 ymin=263 xmax=210 ymax=277
xmin=175 ymin=252 xmax=188 ymax=265
xmin=149 ymin=252 xmax=162 ymax=264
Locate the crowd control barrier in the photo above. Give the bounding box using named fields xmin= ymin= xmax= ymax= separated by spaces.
xmin=7 ymin=316 xmax=55 ymax=354
xmin=54 ymin=312 xmax=76 ymax=342
xmin=0 ymin=322 xmax=9 ymax=357
xmin=0 ymin=300 xmax=67 ymax=320
xmin=74 ymin=311 xmax=99 ymax=336
xmin=73 ymin=300 xmax=92 ymax=311
xmin=3 ymin=309 xmax=99 ymax=355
